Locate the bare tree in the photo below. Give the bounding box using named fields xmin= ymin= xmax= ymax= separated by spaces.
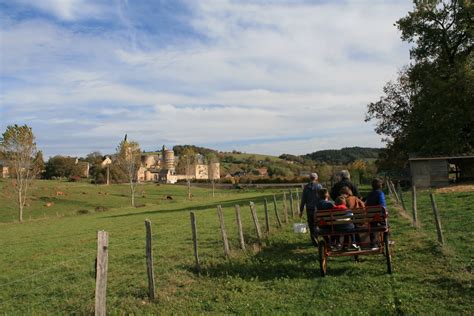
xmin=0 ymin=125 xmax=41 ymax=222
xmin=179 ymin=147 xmax=196 ymax=200
xmin=116 ymin=135 xmax=141 ymax=207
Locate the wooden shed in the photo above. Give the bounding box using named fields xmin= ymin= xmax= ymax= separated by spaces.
xmin=409 ymin=155 xmax=474 ymax=188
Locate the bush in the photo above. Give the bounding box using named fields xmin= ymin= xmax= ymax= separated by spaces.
xmin=95 ymin=206 xmax=109 ymax=212
xmin=69 ymin=175 xmax=81 ymax=182
xmin=77 ymin=209 xmax=89 ymax=215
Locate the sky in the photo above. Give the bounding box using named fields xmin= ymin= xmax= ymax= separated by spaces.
xmin=0 ymin=0 xmax=413 ymax=158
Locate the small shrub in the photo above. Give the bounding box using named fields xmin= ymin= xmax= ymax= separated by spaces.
xmin=95 ymin=206 xmax=109 ymax=212
xmin=69 ymin=176 xmax=81 ymax=182
xmin=77 ymin=209 xmax=89 ymax=215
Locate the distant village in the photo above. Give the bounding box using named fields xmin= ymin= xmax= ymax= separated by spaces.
xmin=1 ymin=145 xmax=220 ymax=184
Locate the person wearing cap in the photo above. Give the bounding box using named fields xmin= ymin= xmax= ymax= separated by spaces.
xmin=300 ymin=172 xmax=323 ymax=246
xmin=330 ymin=169 xmax=360 ymax=200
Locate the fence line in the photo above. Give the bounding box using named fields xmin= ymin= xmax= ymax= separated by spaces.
xmin=1 ymin=191 xmax=294 ymax=313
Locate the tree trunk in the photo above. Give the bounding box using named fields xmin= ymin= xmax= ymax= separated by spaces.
xmin=130 ymin=180 xmax=135 ymax=207
xmin=187 ymin=180 xmax=191 ymax=200
xmin=18 ymin=189 xmax=23 ymax=223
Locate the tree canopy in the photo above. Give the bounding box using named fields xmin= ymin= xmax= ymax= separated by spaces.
xmin=366 ymin=0 xmax=473 ymax=168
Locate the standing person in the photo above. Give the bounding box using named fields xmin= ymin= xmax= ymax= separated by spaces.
xmin=330 ymin=170 xmax=360 ymax=200
xmin=299 ymin=172 xmax=322 ymax=246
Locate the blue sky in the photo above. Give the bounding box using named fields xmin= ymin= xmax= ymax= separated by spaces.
xmin=0 ymin=0 xmax=412 ymax=158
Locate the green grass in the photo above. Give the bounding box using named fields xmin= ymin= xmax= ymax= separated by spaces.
xmin=226 ymin=152 xmax=284 ymax=162
xmin=0 ymin=181 xmax=472 ymax=314
xmin=396 ymin=187 xmax=474 ymax=268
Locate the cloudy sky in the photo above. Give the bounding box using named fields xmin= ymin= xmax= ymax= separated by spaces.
xmin=0 ymin=0 xmax=413 ymax=158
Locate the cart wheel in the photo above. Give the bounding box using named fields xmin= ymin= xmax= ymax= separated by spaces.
xmin=384 ymin=232 xmax=392 ymax=274
xmin=318 ymin=240 xmax=327 ymax=277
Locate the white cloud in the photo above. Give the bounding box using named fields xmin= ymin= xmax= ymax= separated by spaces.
xmin=0 ymin=0 xmax=412 ymax=157
xmin=15 ymin=0 xmax=107 ymax=21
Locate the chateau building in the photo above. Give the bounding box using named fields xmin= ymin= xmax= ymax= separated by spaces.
xmin=135 ymin=146 xmax=220 ymax=184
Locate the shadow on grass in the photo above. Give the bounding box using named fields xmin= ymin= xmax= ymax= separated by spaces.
xmin=101 ymin=194 xmax=280 ymax=219
xmin=193 ymin=240 xmax=361 ymax=280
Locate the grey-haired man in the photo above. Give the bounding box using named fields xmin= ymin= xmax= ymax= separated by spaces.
xmin=300 ymin=172 xmax=322 ymax=246
xmin=330 ymin=169 xmax=360 ymax=200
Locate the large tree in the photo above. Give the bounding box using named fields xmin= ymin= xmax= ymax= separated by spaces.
xmin=116 ymin=136 xmax=141 ymax=207
xmin=0 ymin=125 xmax=41 ymax=222
xmin=366 ymin=0 xmax=473 ymax=167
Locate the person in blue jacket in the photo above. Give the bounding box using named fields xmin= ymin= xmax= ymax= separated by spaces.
xmin=365 ymin=178 xmax=386 ymax=207
xmin=365 ymin=178 xmax=387 ymax=249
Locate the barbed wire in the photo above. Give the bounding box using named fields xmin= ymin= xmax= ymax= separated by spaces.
xmin=0 ymin=271 xmax=95 ymax=311
xmin=0 ymin=251 xmax=94 ymax=289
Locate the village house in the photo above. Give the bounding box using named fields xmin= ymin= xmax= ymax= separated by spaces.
xmin=0 ymin=161 xmax=9 ymax=178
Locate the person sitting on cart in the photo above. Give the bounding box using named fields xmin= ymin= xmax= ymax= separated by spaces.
xmin=332 ymin=196 xmax=359 ymax=251
xmin=316 ymin=188 xmax=334 ymax=211
xmin=340 ymin=186 xmax=365 ymax=209
xmin=330 ymin=170 xmax=360 ymax=200
xmin=365 ymin=178 xmax=387 ymax=250
xmin=315 ymin=188 xmax=334 ymax=245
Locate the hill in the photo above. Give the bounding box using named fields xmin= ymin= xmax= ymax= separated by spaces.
xmin=300 ymin=147 xmax=381 ymax=164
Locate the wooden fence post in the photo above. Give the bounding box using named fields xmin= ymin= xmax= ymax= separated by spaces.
xmin=264 ymin=198 xmax=270 ymax=234
xmin=235 ymin=205 xmax=245 ymax=250
xmin=273 ymin=195 xmax=282 ymax=228
xmin=217 ymin=205 xmax=230 ymax=257
xmin=282 ymin=192 xmax=289 ymax=223
xmin=144 ymin=220 xmax=156 ymax=301
xmin=398 ymin=186 xmax=407 ymax=211
xmin=389 ymin=179 xmax=400 ymax=205
xmin=190 ymin=212 xmax=201 ymax=274
xmin=412 ymin=186 xmax=418 ymax=226
xmin=95 ymin=230 xmax=109 ymax=316
xmin=429 ymin=193 xmax=445 ymax=245
xmin=289 ymin=190 xmax=294 ymax=218
xmin=249 ymin=202 xmax=262 ymax=242
xmin=385 ymin=177 xmax=394 ymax=200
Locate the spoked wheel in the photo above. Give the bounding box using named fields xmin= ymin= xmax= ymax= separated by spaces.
xmin=384 ymin=232 xmax=392 ymax=274
xmin=318 ymin=240 xmax=327 ymax=277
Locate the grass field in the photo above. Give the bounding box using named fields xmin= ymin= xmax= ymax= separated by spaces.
xmin=225 ymin=152 xmax=284 ymax=163
xmin=0 ymin=180 xmax=472 ymax=314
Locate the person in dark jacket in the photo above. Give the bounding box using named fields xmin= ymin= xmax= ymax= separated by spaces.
xmin=300 ymin=172 xmax=322 ymax=245
xmin=330 ymin=170 xmax=360 ymax=200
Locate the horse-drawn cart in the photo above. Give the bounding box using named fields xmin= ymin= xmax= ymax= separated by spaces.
xmin=315 ymin=206 xmax=392 ymax=277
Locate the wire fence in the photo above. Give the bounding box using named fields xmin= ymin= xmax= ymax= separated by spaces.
xmin=0 ymin=190 xmax=302 ymax=313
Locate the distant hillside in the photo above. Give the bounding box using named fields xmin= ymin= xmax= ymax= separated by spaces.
xmin=299 ymin=147 xmax=381 ymax=164
xmin=172 ymin=145 xmax=218 ymax=157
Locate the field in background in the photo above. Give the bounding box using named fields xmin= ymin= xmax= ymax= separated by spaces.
xmin=0 ymin=181 xmax=472 ymax=314
xmin=225 ymin=152 xmax=284 ymax=162
xmin=0 ymin=180 xmax=275 ymax=223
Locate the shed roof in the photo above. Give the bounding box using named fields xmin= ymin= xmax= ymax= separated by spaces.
xmin=409 ymin=154 xmax=474 ymax=161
